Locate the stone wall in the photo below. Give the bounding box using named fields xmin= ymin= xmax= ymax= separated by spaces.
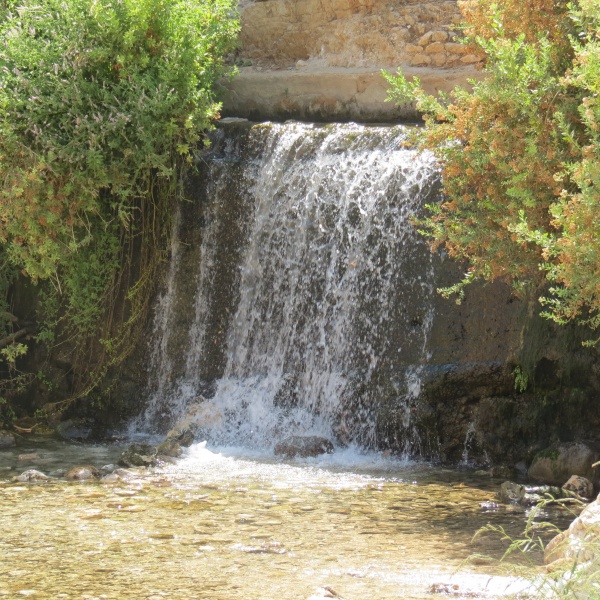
xmin=238 ymin=0 xmax=478 ymax=70
xmin=222 ymin=0 xmax=482 ymax=121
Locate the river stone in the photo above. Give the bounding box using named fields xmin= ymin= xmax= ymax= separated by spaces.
xmin=562 ymin=475 xmax=594 ymax=500
xmin=65 ymin=465 xmax=100 ymax=481
xmin=49 ymin=468 xmax=67 ymax=478
xmin=545 ymin=493 xmax=600 ymax=567
xmin=498 ymin=481 xmax=564 ymax=506
xmin=498 ymin=481 xmax=526 ymax=504
xmin=118 ymin=443 xmax=158 ymax=467
xmin=15 ymin=469 xmax=49 ymax=482
xmin=157 ymin=438 xmax=183 ymax=458
xmin=0 ymin=430 xmax=16 ymax=448
xmin=528 ymin=442 xmax=600 ymax=486
xmin=274 ymin=436 xmax=334 ymax=458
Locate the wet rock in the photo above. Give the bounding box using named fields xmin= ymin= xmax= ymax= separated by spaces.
xmin=498 ymin=481 xmax=526 ymax=505
xmin=101 ymin=468 xmax=137 ymax=483
xmin=49 ymin=468 xmax=67 ymax=478
xmin=562 ymin=475 xmax=594 ymax=500
xmin=65 ymin=465 xmax=100 ymax=481
xmin=498 ymin=481 xmax=564 ymax=506
xmin=15 ymin=469 xmax=49 ymax=482
xmin=274 ymin=436 xmax=334 ymax=458
xmin=156 ymin=438 xmax=183 ymax=458
xmin=167 ymin=427 xmax=195 ymax=447
xmin=490 ymin=465 xmax=514 ymax=479
xmin=0 ymin=430 xmax=16 ymax=448
xmin=166 ymin=400 xmax=223 ymax=446
xmin=99 ymin=464 xmax=116 ymax=476
xmin=118 ymin=443 xmax=158 ymax=468
xmin=528 ymin=442 xmax=600 ymax=486
xmin=545 ymin=494 xmax=600 ymax=567
xmin=55 ymin=419 xmax=93 ymax=441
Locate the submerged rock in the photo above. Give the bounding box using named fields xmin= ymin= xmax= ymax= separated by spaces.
xmin=0 ymin=430 xmax=16 ymax=448
xmin=528 ymin=442 xmax=600 ymax=486
xmin=65 ymin=465 xmax=100 ymax=481
xmin=118 ymin=443 xmax=158 ymax=468
xmin=48 ymin=468 xmax=67 ymax=478
xmin=274 ymin=436 xmax=334 ymax=458
xmin=101 ymin=468 xmax=137 ymax=483
xmin=15 ymin=469 xmax=49 ymax=482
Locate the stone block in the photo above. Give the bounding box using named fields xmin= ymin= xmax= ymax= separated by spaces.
xmin=410 ymin=54 xmax=432 ymax=66
xmin=426 ymin=41 xmax=446 ymax=54
xmin=461 ymin=54 xmax=482 ymax=64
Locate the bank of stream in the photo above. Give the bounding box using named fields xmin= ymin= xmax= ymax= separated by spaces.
xmin=0 ymin=439 xmax=577 ymax=599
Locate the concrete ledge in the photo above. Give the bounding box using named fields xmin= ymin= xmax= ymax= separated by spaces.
xmin=220 ymin=65 xmax=480 ymax=123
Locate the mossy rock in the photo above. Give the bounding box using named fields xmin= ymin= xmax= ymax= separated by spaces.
xmin=529 ymin=442 xmax=600 ymax=486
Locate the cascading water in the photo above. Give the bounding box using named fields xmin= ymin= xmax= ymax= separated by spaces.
xmin=137 ymin=121 xmax=440 ymax=452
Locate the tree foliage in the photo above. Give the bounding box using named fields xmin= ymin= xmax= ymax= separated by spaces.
xmin=385 ymin=0 xmax=600 ymax=335
xmin=0 ymin=0 xmax=238 ymax=419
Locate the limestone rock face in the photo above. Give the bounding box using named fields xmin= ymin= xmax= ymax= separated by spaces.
xmin=223 ymin=0 xmax=482 ymax=121
xmin=237 ymin=0 xmax=471 ymax=70
xmin=274 ymin=435 xmax=334 ymax=458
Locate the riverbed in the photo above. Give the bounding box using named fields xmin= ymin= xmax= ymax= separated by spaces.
xmin=0 ymin=440 xmax=575 ymax=599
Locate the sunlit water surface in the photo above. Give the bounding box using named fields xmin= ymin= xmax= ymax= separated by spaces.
xmin=0 ymin=441 xmax=571 ymax=599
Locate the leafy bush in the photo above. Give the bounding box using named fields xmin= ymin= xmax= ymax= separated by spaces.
xmin=385 ymin=0 xmax=600 ymax=336
xmin=0 ymin=0 xmax=238 ymax=413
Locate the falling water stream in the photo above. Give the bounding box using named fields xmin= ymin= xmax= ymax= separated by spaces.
xmin=0 ymin=122 xmax=574 ymax=599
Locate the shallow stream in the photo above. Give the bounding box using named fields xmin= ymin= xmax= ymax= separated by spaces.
xmin=0 ymin=440 xmax=574 ymax=599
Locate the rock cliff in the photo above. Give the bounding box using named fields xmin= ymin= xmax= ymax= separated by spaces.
xmin=222 ymin=0 xmax=482 ymax=121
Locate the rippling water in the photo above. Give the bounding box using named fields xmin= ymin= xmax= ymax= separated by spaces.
xmin=0 ymin=440 xmax=574 ymax=599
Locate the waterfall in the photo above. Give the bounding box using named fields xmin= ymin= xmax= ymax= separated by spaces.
xmin=137 ymin=121 xmax=441 ymax=452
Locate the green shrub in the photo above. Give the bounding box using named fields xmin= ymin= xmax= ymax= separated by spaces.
xmin=0 ymin=0 xmax=239 ymax=413
xmin=385 ymin=0 xmax=600 ymax=338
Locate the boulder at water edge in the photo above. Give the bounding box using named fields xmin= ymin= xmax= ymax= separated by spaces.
xmin=0 ymin=430 xmax=16 ymax=448
xmin=562 ymin=475 xmax=594 ymax=500
xmin=545 ymin=493 xmax=600 ymax=568
xmin=274 ymin=436 xmax=334 ymax=458
xmin=55 ymin=419 xmax=92 ymax=441
xmin=528 ymin=442 xmax=600 ymax=487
